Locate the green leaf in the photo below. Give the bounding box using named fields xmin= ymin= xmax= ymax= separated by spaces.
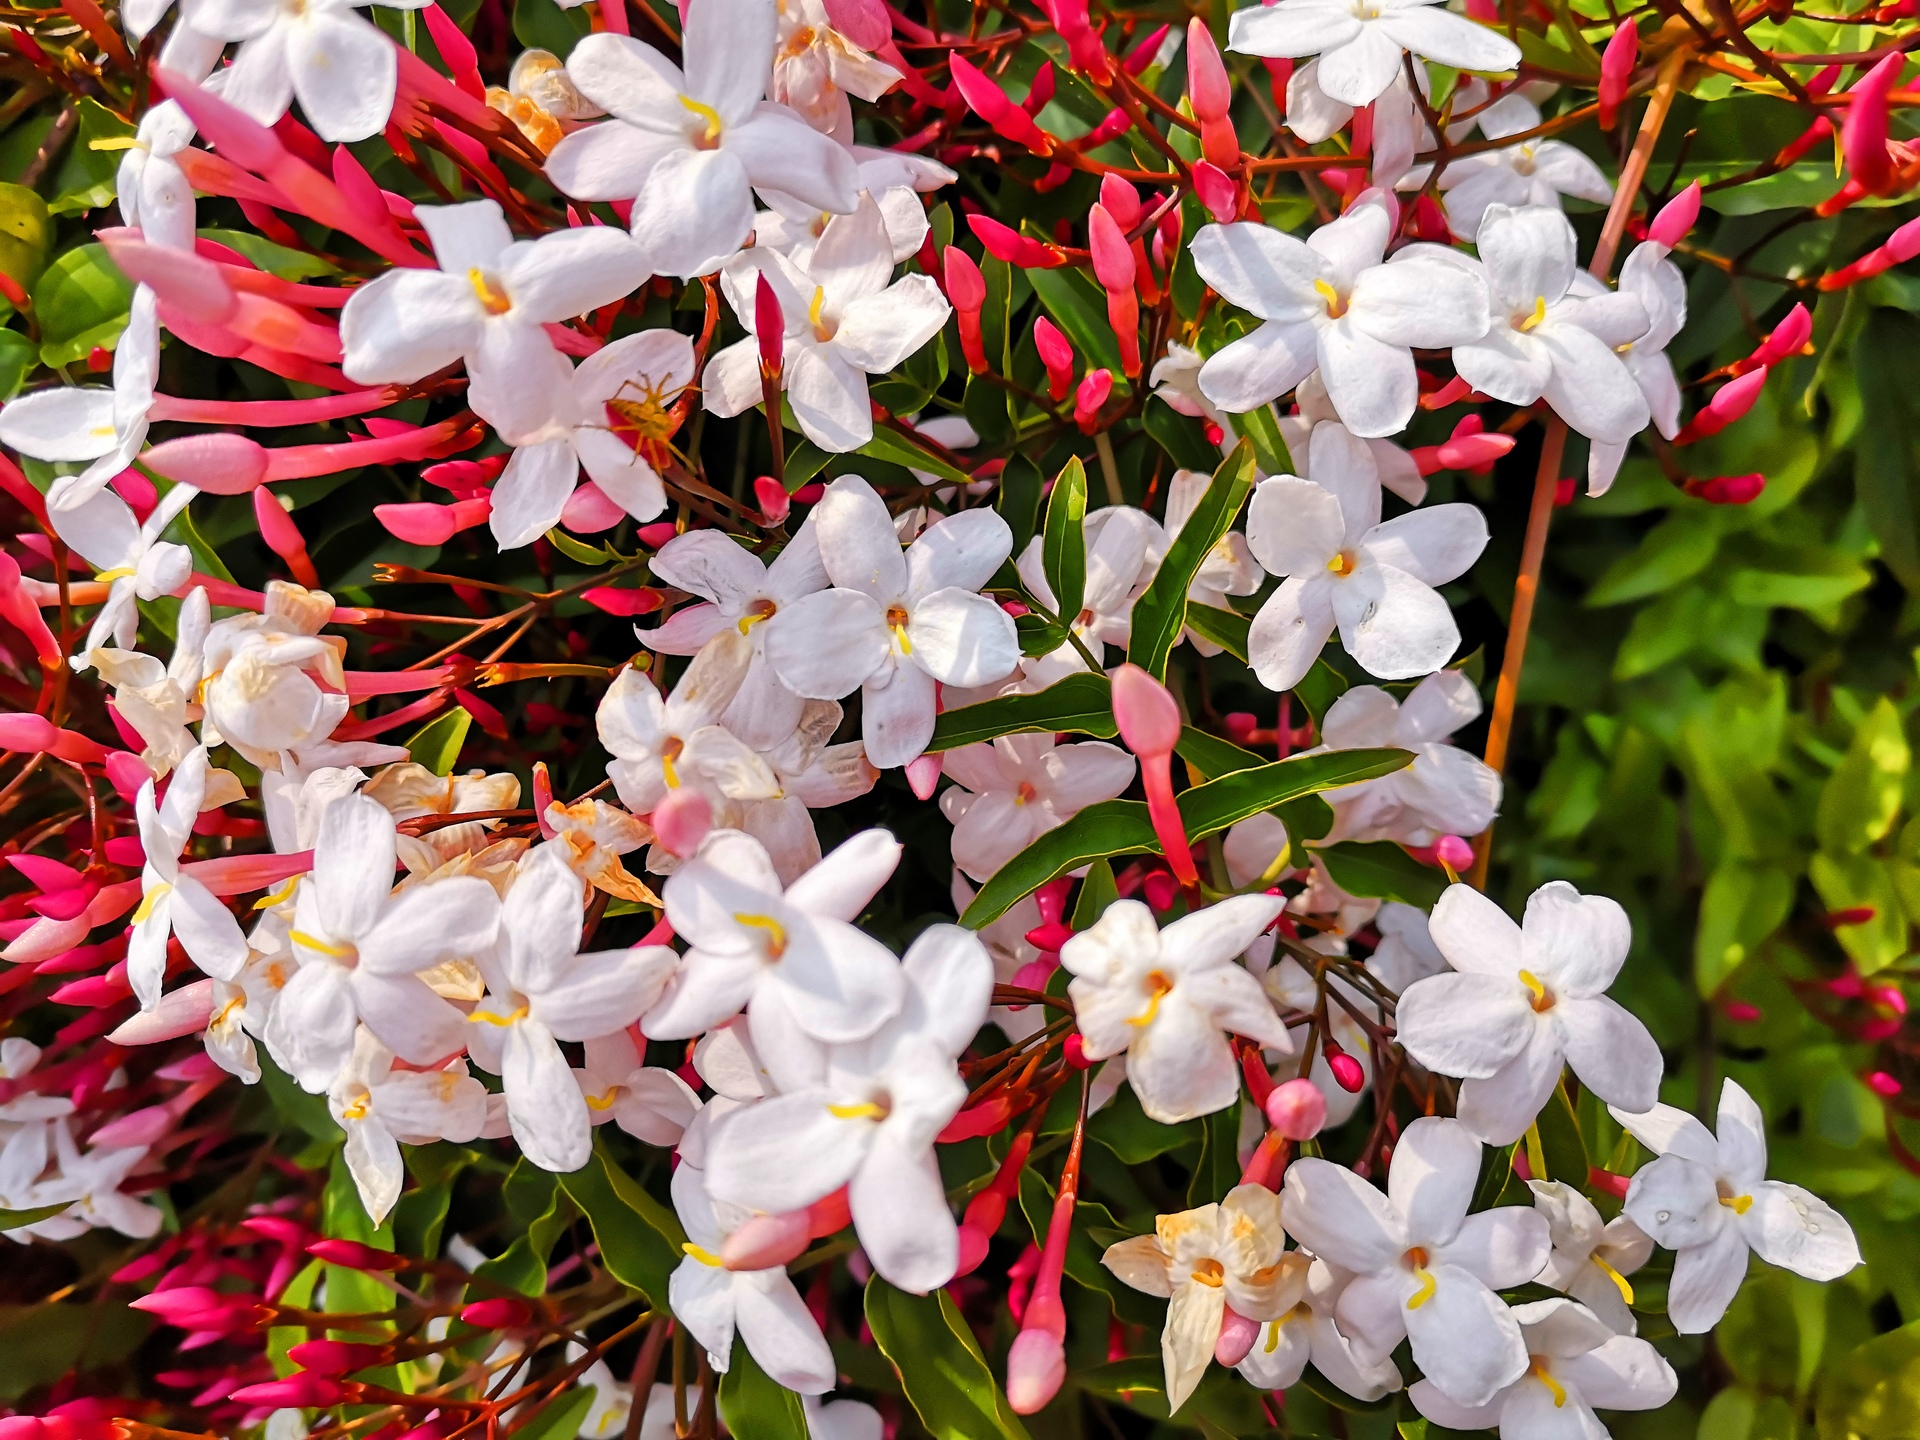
xmin=717 ymin=1343 xmax=810 ymax=1440
xmin=1071 ymin=858 xmax=1118 ymax=929
xmin=322 ymin=1150 xmax=397 ymax=1332
xmin=0 ymin=183 xmax=50 ymax=302
xmin=1127 ymin=441 xmax=1256 ymax=679
xmin=1290 ymin=658 xmax=1349 ymax=725
xmin=1040 ymin=456 xmax=1087 ymax=623
xmin=1586 ymin=512 xmax=1721 ymax=605
xmin=1815 ymin=1319 xmax=1920 ymax=1440
xmin=511 ymin=0 xmax=590 ymax=55
xmin=199 ymin=228 xmax=340 ymax=280
xmin=1143 ymin=398 xmax=1224 ymax=473
xmin=477 ymin=1160 xmax=568 ymax=1297
xmin=1187 ymin=1101 xmax=1241 ymax=1206
xmin=0 ymin=329 xmax=33 ymax=400
xmin=929 ymin=673 xmax=1117 ymax=751
xmin=545 ymin=528 xmax=619 ymax=566
xmin=1184 ymin=602 xmax=1249 ymax=662
xmin=33 ymin=243 xmax=133 ymax=369
xmin=1027 ymin=265 xmax=1125 ymax=382
xmin=1856 ymin=310 xmax=1920 ymax=591
xmin=997 ymin=453 xmax=1044 ymax=558
xmin=49 ymin=100 xmax=133 ymax=216
xmin=1694 ymin=859 xmax=1794 ymax=997
xmin=1535 ymin=1084 xmax=1589 ymax=1187
xmin=512 ymin=1384 xmax=598 ymax=1440
xmin=1816 ymin=697 xmax=1909 ymax=855
xmin=782 ymin=438 xmax=834 ymax=489
xmin=404 ymin=708 xmax=471 ymax=778
xmin=1313 ymin=840 xmax=1448 ymax=908
xmin=857 ymin=421 xmax=975 ymax=488
xmin=1088 ymin=1082 xmax=1194 ymax=1163
xmin=1232 ymin=402 xmax=1295 ymax=478
xmin=0 ymin=1201 xmax=74 ymax=1229
xmin=559 ymin=1144 xmax=684 ymax=1308
xmin=962 ymin=749 xmax=1412 ymax=927
xmin=865 ymin=1279 xmax=1031 ymax=1440
xmin=1809 ymin=851 xmax=1907 ymax=975
xmin=1175 ymin=727 xmax=1262 ymax=780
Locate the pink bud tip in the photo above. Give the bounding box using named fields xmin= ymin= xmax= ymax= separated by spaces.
xmin=1688 ymin=472 xmax=1765 ymax=505
xmin=141 ymin=434 xmax=270 ymax=494
xmin=288 ymin=1339 xmax=386 ymax=1375
xmin=1719 ymin=999 xmax=1763 ymax=1023
xmin=1074 ymin=367 xmax=1113 ymax=431
xmin=1185 ymin=17 xmax=1232 ymax=123
xmin=755 ymin=274 xmax=785 ymax=373
xmin=720 ymin=1209 xmax=813 ymax=1271
xmin=1025 ymin=921 xmax=1075 ymax=952
xmin=374 ymin=501 xmax=464 ymax=546
xmin=1327 ymin=1049 xmax=1365 ymax=1093
xmin=0 ymin=713 xmax=58 ymax=754
xmin=905 ymin=752 xmax=943 ymax=800
xmin=1891 ymin=214 xmax=1920 ymax=265
xmin=1866 ymin=1070 xmax=1902 ymax=1097
xmin=956 ymin=1225 xmax=992 ymax=1277
xmin=1222 ymin=712 xmax=1257 ymax=744
xmin=754 ymin=475 xmax=791 ymax=524
xmin=231 ymin=1375 xmax=349 ymax=1408
xmin=1086 ymin=204 xmax=1135 ymax=292
xmin=638 ymin=521 xmax=680 ymax=549
xmin=458 ymin=1297 xmax=534 ymax=1329
xmin=1754 ymin=303 xmax=1813 ymax=367
xmin=582 ymin=586 xmax=665 ymax=617
xmin=1064 ymin=1032 xmax=1095 ymax=1070
xmin=1142 ymin=869 xmax=1179 ymax=912
xmin=1006 ymin=1328 xmax=1066 ymax=1414
xmin=1010 ymin=955 xmax=1059 ymax=992
xmin=307 ymin=1238 xmax=401 ymax=1270
xmin=1097 ymin=174 xmax=1142 ymax=230
xmin=1192 ymin=160 xmax=1237 ymax=223
xmin=1214 ymin=1307 xmax=1261 ymax=1367
xmin=1265 ymin=1077 xmax=1328 ymax=1139
xmin=1648 ymin=182 xmax=1701 ymax=250
xmin=652 ymin=787 xmax=712 ymax=858
xmin=943 ymin=246 xmax=987 ymax=310
xmin=1433 ymin=835 xmax=1474 ymax=872
xmin=1587 ymin=1167 xmax=1631 ymax=1200
xmin=1111 ymin=663 xmax=1182 ymax=758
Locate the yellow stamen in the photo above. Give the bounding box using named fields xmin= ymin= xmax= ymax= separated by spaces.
xmin=467 ymin=1004 xmax=530 ymax=1027
xmin=1519 ymin=296 xmax=1548 ymax=332
xmin=1592 ymin=1254 xmax=1634 ymax=1305
xmin=131 ymin=882 xmax=172 ymax=925
xmin=290 ymin=929 xmax=355 ymax=959
xmin=661 ymin=749 xmax=680 ymax=789
xmin=585 ymin=1088 xmax=621 ymax=1111
xmin=808 ymin=284 xmax=833 ymax=342
xmin=467 ymin=268 xmax=512 ymax=316
xmin=213 ymin=995 xmax=246 ymax=1028
xmin=341 ymin=1092 xmax=372 ymax=1120
xmin=1264 ymin=1320 xmax=1283 ymax=1354
xmin=1326 ymin=550 xmax=1356 ymax=577
xmin=1014 ymin=781 xmax=1037 ymax=807
xmin=1312 ymin=278 xmax=1346 ymax=317
xmin=1126 ymin=970 xmax=1174 ymax=1028
xmin=1719 ymin=1193 xmax=1753 ymax=1215
xmin=1518 ymin=969 xmax=1554 ymax=1012
xmin=737 ymin=598 xmax=777 ymax=635
xmin=1531 ymin=1358 xmax=1567 ymax=1408
xmin=828 ymin=1101 xmax=887 ymax=1120
xmin=1406 ymin=1268 xmax=1437 ymax=1310
xmin=1190 ymin=1259 xmax=1225 ymax=1288
xmin=735 ymin=912 xmax=789 ymax=958
xmin=90 ymin=135 xmax=144 ymax=151
xmin=253 ymin=877 xmax=299 ymax=911
xmin=679 ymin=94 xmax=723 ymax=145
xmin=683 ymin=1242 xmax=724 ymax=1266
xmin=95 ymin=566 xmax=136 ymax=583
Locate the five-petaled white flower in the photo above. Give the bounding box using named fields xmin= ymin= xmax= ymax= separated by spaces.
xmin=1314 ymin=670 xmax=1502 ymax=846
xmin=763 ymin=475 xmax=1019 ymax=769
xmin=1438 ymin=94 xmax=1614 ymax=242
xmin=1063 ymin=895 xmax=1292 ymax=1124
xmin=1244 ymin=421 xmax=1488 ymax=691
xmin=1226 ymin=0 xmax=1520 ymax=108
xmin=1395 ymin=881 xmax=1664 ymax=1145
xmin=940 ymin=733 xmax=1136 ymax=881
xmin=1190 ymin=194 xmax=1491 ymax=438
xmin=1612 ymin=1078 xmax=1860 ymax=1334
xmin=1281 ymin=1116 xmax=1550 ymax=1406
xmin=47 ymin=479 xmax=194 ymax=668
xmin=129 ymin=746 xmax=249 ymax=1011
xmin=1527 ymin=1179 xmax=1652 ymax=1335
xmin=1581 ymin=239 xmax=1687 ymax=495
xmin=330 ymin=1025 xmax=489 ymax=1224
xmin=545 ymin=0 xmax=860 ymax=278
xmin=1235 ymin=1255 xmax=1405 ymax=1402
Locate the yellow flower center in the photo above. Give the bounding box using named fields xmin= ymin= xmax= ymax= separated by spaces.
xmin=468 ymin=268 xmax=512 ymax=316
xmin=886 ymin=603 xmax=913 ymax=655
xmin=1190 ymin=1258 xmax=1225 ymax=1288
xmin=1517 ymin=296 xmax=1548 ymax=333
xmin=1127 ymin=970 xmax=1175 ymax=1028
xmin=808 ymin=284 xmax=835 ymax=342
xmin=737 ymin=597 xmax=778 ymax=635
xmin=680 ymin=95 xmax=723 ymax=147
xmin=1530 ymin=1356 xmax=1568 ymax=1407
xmin=660 ymin=734 xmax=684 ymax=789
xmin=340 ymin=1087 xmax=372 ymax=1121
xmin=736 ymin=912 xmax=789 ymax=959
xmin=290 ymin=930 xmax=356 ymax=961
xmin=467 ymin=1003 xmax=530 ymax=1027
xmin=132 ymin=882 xmax=172 ymax=925
xmin=1592 ymin=1254 xmax=1635 ymax=1304
xmin=1518 ymin=969 xmax=1555 ymax=1012
xmin=1313 ymin=278 xmax=1348 ymax=319
xmin=1326 ymin=550 xmax=1357 ymax=577
xmin=1404 ymin=1247 xmax=1437 ymax=1310
xmin=828 ymin=1099 xmax=890 ymax=1121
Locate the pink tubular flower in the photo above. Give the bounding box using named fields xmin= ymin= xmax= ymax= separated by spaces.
xmin=1191 ymin=160 xmax=1236 ymax=223
xmin=1674 ymin=367 xmax=1768 ymax=445
xmin=946 ymin=246 xmax=990 ymax=373
xmin=1817 ymin=214 xmax=1920 ymax=290
xmin=755 ymin=273 xmax=784 ymax=381
xmin=1842 ymin=54 xmax=1902 ymax=196
xmin=1598 ymin=20 xmax=1637 ymax=129
xmin=1073 ymin=368 xmax=1113 ymax=432
xmin=1034 ymin=316 xmax=1076 ymax=401
xmin=1186 ymin=18 xmax=1239 ymax=168
xmin=1648 ymin=181 xmax=1702 ymax=250
xmin=1684 ymin=473 xmax=1766 ymax=505
xmin=969 ymin=213 xmax=1071 ymax=269
xmin=1086 ymin=204 xmax=1140 ymax=377
xmin=1265 ymin=1077 xmax=1327 ymax=1139
xmin=1111 ymin=664 xmax=1199 ymax=892
xmin=949 ymin=55 xmax=1055 ymax=155
xmin=1412 ymin=417 xmax=1515 ymax=474
xmin=373 ymin=498 xmax=493 ymax=546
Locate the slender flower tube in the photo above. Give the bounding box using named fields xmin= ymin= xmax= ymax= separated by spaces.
xmin=956 ymin=1127 xmax=1035 ymax=1276
xmin=946 ymin=246 xmax=989 ymax=373
xmin=949 ymin=55 xmax=1055 ymax=155
xmin=1673 ymin=366 xmax=1768 ymax=445
xmin=1735 ymin=302 xmax=1812 ymax=372
xmin=1111 ymin=664 xmax=1199 ymax=891
xmin=1187 ymin=19 xmax=1239 ymax=168
xmin=1647 ymin=181 xmax=1701 ymax=250
xmin=1841 ymin=54 xmax=1902 ymax=196
xmin=1074 ymin=368 xmax=1113 ymax=433
xmin=1598 ymin=20 xmax=1637 ymax=129
xmin=1034 ymin=317 xmax=1075 ymax=400
xmin=1087 ymin=204 xmax=1140 ymax=377
xmin=969 ymin=214 xmax=1071 ymax=269
xmin=1817 ymin=215 xmax=1920 ymax=289
xmin=252 ymin=489 xmax=320 ymax=588
xmin=1006 ymin=1096 xmax=1086 ymax=1413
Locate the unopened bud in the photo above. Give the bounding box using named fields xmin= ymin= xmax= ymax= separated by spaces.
xmin=459 ymin=1296 xmax=535 ymax=1329
xmin=755 ymin=273 xmax=785 ymax=376
xmin=289 ymin=1339 xmax=388 ymax=1375
xmin=1111 ymin=663 xmax=1182 ymax=758
xmin=969 ymin=213 xmax=1069 ymax=270
xmin=1063 ymin=1032 xmax=1095 ymax=1069
xmin=1097 ymin=174 xmax=1141 ymax=230
xmin=652 ymin=787 xmax=713 ymax=857
xmin=1264 ymin=1077 xmax=1327 ymax=1139
xmin=1192 ymin=160 xmax=1236 ymax=223
xmin=949 ymin=54 xmax=1053 ymax=154
xmin=753 ymin=475 xmax=790 ymax=524
xmin=1866 ymin=1070 xmax=1903 ymax=1097
xmin=232 ymin=1374 xmax=351 ymax=1408
xmin=142 ymin=433 xmax=270 ymax=495
xmin=1214 ymin=1307 xmax=1260 ymax=1366
xmin=1842 ymin=54 xmax=1901 ymax=196
xmin=1598 ymin=20 xmax=1637 ymax=129
xmin=1073 ymin=368 xmax=1112 ymax=432
xmin=1647 ymin=182 xmax=1701 ymax=251
xmin=905 ymin=752 xmax=943 ymax=800
xmin=1005 ymin=1328 xmax=1066 ymax=1414
xmin=1749 ymin=303 xmax=1812 ymax=369
xmin=1433 ymin=834 xmax=1474 ymax=872
xmin=1326 ymin=1047 xmax=1365 ymax=1093
xmin=1673 ymin=366 xmax=1767 ymax=444
xmin=307 ymin=1238 xmax=402 ymax=1270
xmin=1034 ymin=316 xmax=1075 ymax=401
xmin=1684 ymin=472 xmax=1766 ymax=505
xmin=946 ymin=246 xmax=989 ymax=373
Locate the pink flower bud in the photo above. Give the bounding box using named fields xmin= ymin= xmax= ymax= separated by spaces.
xmin=721 ymin=1209 xmax=812 ymax=1271
xmin=1006 ymin=1328 xmax=1066 ymax=1414
xmin=1063 ymin=1032 xmax=1095 ymax=1070
xmin=289 ymin=1339 xmax=388 ymax=1375
xmin=1186 ymin=18 xmax=1232 ymax=123
xmin=1097 ymin=174 xmax=1142 ymax=230
xmin=1214 ymin=1307 xmax=1261 ymax=1366
xmin=1647 ymin=182 xmax=1701 ymax=250
xmin=1817 ymin=213 xmax=1920 ymax=290
xmin=1750 ymin=303 xmax=1812 ymax=369
xmin=755 ymin=273 xmax=785 ymax=376
xmin=1720 ymin=999 xmax=1763 ymax=1023
xmin=946 ymin=246 xmax=989 ymax=373
xmin=141 ymin=433 xmax=270 ymax=494
xmin=1326 ymin=1048 xmax=1365 ymax=1093
xmin=1087 ymin=204 xmax=1134 ymax=292
xmin=950 ymin=55 xmax=1054 ymax=154
xmin=1074 ymin=368 xmax=1113 ymax=432
xmin=1082 ymin=106 xmax=1131 ymax=148
xmin=459 ymin=1297 xmax=534 ymax=1329
xmin=968 ymin=214 xmax=1068 ymax=269
xmin=754 ymin=475 xmax=791 ymax=524
xmin=1865 ymin=1070 xmax=1902 ymax=1097
xmin=1598 ymin=20 xmax=1637 ymax=128
xmin=1111 ymin=663 xmax=1182 ymax=758
xmin=1192 ymin=160 xmax=1237 ymax=223
xmin=1034 ymin=316 xmax=1075 ymax=401
xmin=308 ymin=1238 xmax=402 ymax=1270
xmin=1123 ymin=22 xmax=1169 ymax=75
xmin=1683 ymin=472 xmax=1766 ymax=505
xmin=1264 ymin=1077 xmax=1327 ymax=1139
xmin=0 ymin=713 xmax=57 ymax=754
xmin=652 ymin=787 xmax=712 ymax=858
xmin=1025 ymin=920 xmax=1076 ymax=951
xmin=583 ymin=586 xmax=665 ymax=617
xmin=1433 ymin=834 xmax=1474 ymax=872
xmin=231 ymin=1374 xmax=350 ymax=1408
xmin=905 ymin=752 xmax=943 ymax=799
xmin=1142 ymin=868 xmax=1180 ymax=912
xmin=1674 ymin=366 xmax=1768 ymax=444
xmin=1843 ymin=54 xmax=1901 ymax=196
xmin=373 ymin=496 xmax=491 ymax=546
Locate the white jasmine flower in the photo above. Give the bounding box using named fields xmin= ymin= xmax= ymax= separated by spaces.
xmin=128 ymin=747 xmax=249 ymax=1011
xmin=330 ymin=1026 xmax=489 ymax=1224
xmin=46 ymin=480 xmax=193 ymax=668
xmin=546 ymin=0 xmax=860 ymax=278
xmin=1015 ymin=504 xmax=1164 ymax=683
xmin=1395 ymin=882 xmax=1664 ymax=1144
xmin=1226 ymin=0 xmax=1520 ymax=108
xmin=763 ymin=476 xmax=1018 ymax=769
xmin=1190 ymin=195 xmax=1491 ymax=438
xmin=575 ymin=1030 xmax=702 ymax=1147
xmin=117 ymin=101 xmax=199 ymax=252
xmin=1611 ymin=1078 xmax=1860 ymax=1334
xmin=1527 ymin=1179 xmax=1652 ymax=1335
xmin=940 ymin=733 xmax=1136 ymax=881
xmin=198 ymin=582 xmax=350 ymax=768
xmin=1278 ymin=378 xmax=1426 ymax=506
xmin=1243 ymin=423 xmax=1488 ymax=691
xmin=1236 ymin=1256 xmax=1405 ymax=1402
xmin=704 ymin=924 xmax=992 ymax=1292
xmin=1064 ymin=895 xmax=1292 ymax=1124
xmin=1582 ymin=240 xmax=1687 ymax=495
xmin=1315 ymin=671 xmax=1502 ymax=846
xmin=1409 ymin=1298 xmax=1676 ymax=1435
xmin=1369 ymin=900 xmax=1447 ymax=993
xmin=1102 ymin=1186 xmax=1303 ymax=1412
xmin=597 ymin=630 xmax=780 ymax=815
xmin=1281 ymin=1116 xmax=1550 ymax=1406
xmin=1439 ymin=94 xmax=1613 ymax=241
xmin=92 ymin=586 xmax=209 ymax=778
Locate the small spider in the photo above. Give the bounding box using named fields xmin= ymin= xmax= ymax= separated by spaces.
xmin=601 ymin=373 xmax=698 ymax=470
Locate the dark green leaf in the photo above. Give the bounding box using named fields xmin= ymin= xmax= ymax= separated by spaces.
xmin=512 ymin=1385 xmax=598 ymax=1440
xmin=511 ymin=0 xmax=590 ymax=55
xmin=929 ymin=673 xmax=1117 ymax=751
xmin=1143 ymin=398 xmax=1225 ymax=473
xmin=199 ymin=228 xmax=340 ymax=280
xmin=1187 ymin=1101 xmax=1242 ymax=1207
xmin=1536 ymin=1083 xmax=1589 ymax=1188
xmin=1041 ymin=456 xmax=1088 ymax=622
xmin=1290 ymin=658 xmax=1349 ymax=726
xmin=0 ymin=1201 xmax=73 ymax=1229
xmin=998 ymin=453 xmax=1044 ymax=557
xmin=1232 ymin=402 xmax=1295 ymax=477
xmin=1071 ymin=858 xmax=1119 ymax=928
xmin=1127 ymin=441 xmax=1256 ymax=679
xmin=404 ymin=708 xmax=471 ymax=777
xmin=48 ymin=100 xmax=131 ymax=217
xmin=33 ymin=243 xmax=132 ymax=369
xmin=1313 ymin=840 xmax=1448 ymax=908
xmin=0 ymin=183 xmax=50 ymax=303
xmin=559 ymin=1145 xmax=684 ymax=1308
xmin=865 ymin=1279 xmax=1031 ymax=1440
xmin=0 ymin=329 xmax=33 ymax=400
xmin=858 ymin=420 xmax=975 ymax=487
xmin=783 ymin=438 xmax=834 ymax=489
xmin=546 ymin=528 xmax=619 ymax=566
xmin=1184 ymin=602 xmax=1250 ymax=662
xmin=1175 ymin=727 xmax=1262 ymax=779
xmin=718 ymin=1343 xmax=810 ymax=1440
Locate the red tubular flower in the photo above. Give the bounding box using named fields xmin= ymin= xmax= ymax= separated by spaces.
xmin=1023 ymin=60 xmax=1056 ymax=116
xmin=1841 ymin=54 xmax=1902 ymax=197
xmin=1046 ymin=0 xmax=1114 ymax=81
xmin=1673 ymin=366 xmax=1768 ymax=445
xmin=1086 ymin=204 xmax=1140 ymax=377
xmin=1123 ymin=22 xmax=1169 ymax=74
xmin=968 ymin=213 xmax=1070 ymax=269
xmin=1647 ymin=182 xmax=1701 ymax=250
xmin=949 ymin=55 xmax=1055 ymax=155
xmin=1186 ymin=18 xmax=1239 ymax=168
xmin=1735 ymin=302 xmax=1813 ymax=373
xmin=1034 ymin=316 xmax=1075 ymax=401
xmin=1684 ymin=473 xmax=1766 ymax=505
xmin=1598 ymin=20 xmax=1637 ymax=129
xmin=1192 ymin=160 xmax=1236 ymax=223
xmin=945 ymin=245 xmax=990 ymax=373
xmin=1111 ymin=664 xmax=1199 ymax=892
xmin=458 ymin=1297 xmax=535 ymax=1329
xmin=372 ymin=497 xmax=492 ymax=546
xmin=308 ymin=1238 xmax=404 ymax=1270
xmin=1412 ymin=417 xmax=1515 ymax=474
xmin=955 ymin=1128 xmax=1035 ymax=1277
xmin=252 ymin=487 xmax=321 ymax=589
xmin=755 ymin=273 xmax=784 ymax=381
xmin=1097 ymin=173 xmax=1142 ymax=229
xmin=1817 ymin=214 xmax=1920 ymax=290
xmin=753 ymin=474 xmax=791 ymax=524
xmin=1073 ymin=368 xmax=1113 ymax=433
